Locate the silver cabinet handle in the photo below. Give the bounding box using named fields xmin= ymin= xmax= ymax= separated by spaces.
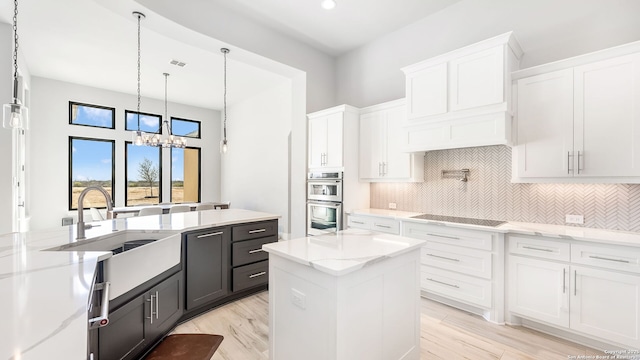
xmin=562 ymin=268 xmax=566 ymax=294
xmin=427 ymin=233 xmax=460 ymax=240
xmin=427 ymin=253 xmax=460 ymax=262
xmin=378 ymin=162 xmax=382 ymax=177
xmin=147 ymin=293 xmax=155 ymax=324
xmin=249 ymin=228 xmax=266 ymax=234
xmin=382 ymin=162 xmax=387 ymax=176
xmin=567 ymin=151 xmax=572 ymax=174
xmin=577 ymin=151 xmax=582 ymax=174
xmin=374 ymin=224 xmax=392 ymax=229
xmin=574 ymin=270 xmax=577 ymax=296
xmin=426 ymin=278 xmax=459 ymax=288
xmin=155 ymin=290 xmax=159 ymax=320
xmin=197 ymin=231 xmax=223 ymax=238
xmin=249 ymin=271 xmax=267 ymax=279
xmin=588 ymin=255 xmax=630 ymax=263
xmin=523 ymin=246 xmax=553 ymax=252
xmin=351 ymin=220 xmax=365 ymax=225
xmin=248 ymin=249 xmax=263 ymax=254
xmin=89 ymin=282 xmax=111 ymax=329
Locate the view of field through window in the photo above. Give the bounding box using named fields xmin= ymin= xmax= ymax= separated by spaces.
xmin=172 ymin=147 xmax=200 ymax=203
xmin=69 ymin=137 xmax=114 ymax=210
xmin=126 ymin=143 xmax=161 ymax=206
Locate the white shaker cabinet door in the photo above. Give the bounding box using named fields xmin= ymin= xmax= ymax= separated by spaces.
xmin=359 ymin=111 xmax=384 ymax=179
xmin=405 ymin=62 xmax=448 ymax=120
xmin=515 ymin=69 xmax=574 ymax=178
xmin=570 ymin=265 xmax=640 ymax=348
xmin=384 ymin=104 xmax=411 ymax=179
xmin=324 ymin=112 xmax=343 ymax=168
xmin=573 ymin=53 xmax=640 ymax=177
xmin=508 ymin=256 xmax=569 ymax=327
xmin=449 ymin=46 xmax=504 ymax=111
xmin=308 ymin=116 xmax=328 ymax=168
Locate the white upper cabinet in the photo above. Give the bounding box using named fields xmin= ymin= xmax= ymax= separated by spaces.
xmin=513 ymin=42 xmax=640 ymax=183
xmin=359 ymin=99 xmax=423 ymax=182
xmin=401 ymin=32 xmax=523 ymax=152
xmin=449 ymin=46 xmax=505 ymax=111
xmin=308 ymin=108 xmax=346 ymax=170
xmin=405 ymin=62 xmax=448 ymax=119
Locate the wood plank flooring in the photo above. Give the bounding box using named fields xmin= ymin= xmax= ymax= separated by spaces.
xmin=172 ymin=291 xmax=604 ymax=359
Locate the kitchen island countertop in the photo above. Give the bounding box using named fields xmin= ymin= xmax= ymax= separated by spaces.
xmin=0 ymin=209 xmax=279 ymax=360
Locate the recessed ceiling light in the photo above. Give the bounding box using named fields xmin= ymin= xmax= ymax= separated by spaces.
xmin=321 ymin=0 xmax=336 ymax=10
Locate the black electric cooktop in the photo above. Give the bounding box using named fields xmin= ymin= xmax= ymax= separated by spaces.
xmin=410 ymin=214 xmax=506 ymax=227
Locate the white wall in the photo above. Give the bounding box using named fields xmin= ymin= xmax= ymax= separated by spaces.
xmin=221 ymin=80 xmax=293 ymax=236
xmin=137 ymin=0 xmax=336 ymax=114
xmin=29 ymin=77 xmax=220 ymax=230
xmin=336 ymin=0 xmax=640 ymax=107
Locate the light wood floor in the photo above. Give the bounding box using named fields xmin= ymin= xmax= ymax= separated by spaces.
xmin=172 ymin=291 xmax=604 ymax=359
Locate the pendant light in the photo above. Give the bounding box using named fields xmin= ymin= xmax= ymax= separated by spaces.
xmin=220 ymin=48 xmax=230 ymax=154
xmin=3 ymin=0 xmax=29 ymax=130
xmin=132 ymin=11 xmax=146 ymax=146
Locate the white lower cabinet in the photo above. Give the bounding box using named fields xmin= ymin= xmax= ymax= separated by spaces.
xmin=347 ymin=214 xmax=400 ymax=235
xmin=508 ymin=235 xmax=640 ymax=349
xmin=403 ymin=220 xmax=503 ymax=322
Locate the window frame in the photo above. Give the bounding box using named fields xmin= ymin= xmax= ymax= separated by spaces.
xmin=69 ymin=101 xmax=116 ymax=129
xmin=68 ymin=136 xmax=116 ymax=211
xmin=124 ymin=110 xmax=162 ymax=134
xmin=170 ymin=146 xmax=202 ymax=204
xmin=124 ymin=141 xmax=163 ymax=207
xmin=170 ymin=117 xmax=201 ymax=139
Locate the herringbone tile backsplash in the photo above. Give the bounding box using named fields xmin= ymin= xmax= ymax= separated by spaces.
xmin=370 ymin=145 xmax=640 ymax=232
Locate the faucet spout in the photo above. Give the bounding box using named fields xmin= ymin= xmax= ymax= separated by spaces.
xmin=76 ymin=186 xmax=114 ymax=240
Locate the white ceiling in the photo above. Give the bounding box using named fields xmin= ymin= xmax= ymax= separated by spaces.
xmin=208 ymin=0 xmax=463 ymax=55
xmin=0 ymin=0 xmax=462 ymax=109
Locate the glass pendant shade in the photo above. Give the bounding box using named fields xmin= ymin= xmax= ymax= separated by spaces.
xmin=132 ymin=129 xmax=144 ymax=146
xmin=220 ymin=139 xmax=228 ymax=154
xmin=3 ymin=102 xmax=28 ymax=130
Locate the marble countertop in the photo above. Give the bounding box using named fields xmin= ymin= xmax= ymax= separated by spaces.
xmin=0 ymin=209 xmax=279 ymax=360
xmin=262 ymin=229 xmax=426 ymax=276
xmin=348 ymin=208 xmax=640 ymax=247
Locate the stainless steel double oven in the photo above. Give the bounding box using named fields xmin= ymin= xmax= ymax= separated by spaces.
xmin=307 ymin=172 xmax=343 ymax=235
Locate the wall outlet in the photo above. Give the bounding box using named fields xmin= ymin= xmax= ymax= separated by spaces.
xmin=565 ymin=214 xmax=584 ymax=224
xmin=291 ymin=288 xmax=306 ymax=310
xmin=388 ymin=202 xmax=397 ymax=210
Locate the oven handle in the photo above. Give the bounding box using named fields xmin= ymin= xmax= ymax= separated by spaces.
xmin=307 ymin=201 xmax=342 ymax=209
xmin=89 ymin=281 xmax=110 ymax=329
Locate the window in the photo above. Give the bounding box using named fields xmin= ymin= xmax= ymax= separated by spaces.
xmin=69 ymin=102 xmax=115 ymax=129
xmin=171 ymin=147 xmax=201 ymax=203
xmin=69 ymin=137 xmax=115 ymax=210
xmin=125 ymin=110 xmax=161 ymax=133
xmin=171 ymin=117 xmax=201 ymax=138
xmin=125 ymin=142 xmax=162 ymax=206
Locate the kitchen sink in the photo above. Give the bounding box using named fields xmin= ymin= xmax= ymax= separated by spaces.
xmin=47 ymin=230 xmax=181 ymax=300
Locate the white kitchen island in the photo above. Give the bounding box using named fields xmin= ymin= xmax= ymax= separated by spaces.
xmin=262 ymin=229 xmax=425 ymax=360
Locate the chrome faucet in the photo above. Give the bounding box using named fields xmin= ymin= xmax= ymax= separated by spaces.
xmin=77 ymin=186 xmax=113 ymax=240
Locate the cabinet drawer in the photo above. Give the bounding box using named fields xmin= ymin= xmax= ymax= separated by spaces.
xmin=420 ymin=265 xmax=492 ymax=308
xmin=403 ymin=222 xmax=493 ymax=250
xmin=232 ymin=236 xmax=276 ymax=267
xmin=232 ymin=261 xmax=269 ymax=292
xmin=371 ymin=218 xmax=400 ymax=235
xmin=421 ymin=242 xmax=492 ymax=279
xmin=232 ymin=220 xmax=277 ymax=242
xmin=347 ymin=215 xmax=372 ymax=230
xmin=571 ymin=243 xmax=640 ymax=274
xmin=509 ymin=235 xmax=570 ymax=262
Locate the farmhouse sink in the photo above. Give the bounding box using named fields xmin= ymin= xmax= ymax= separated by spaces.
xmin=47 ymin=230 xmax=181 ymax=300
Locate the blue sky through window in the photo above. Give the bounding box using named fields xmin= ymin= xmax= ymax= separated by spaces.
xmin=127 ymin=144 xmax=160 ymax=182
xmin=126 ymin=111 xmax=161 ymax=133
xmin=71 ymin=103 xmax=114 ymax=128
xmin=171 ymin=118 xmax=200 ymax=138
xmin=71 ymin=139 xmax=113 ymax=181
xmin=172 ymin=148 xmax=184 ymax=182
